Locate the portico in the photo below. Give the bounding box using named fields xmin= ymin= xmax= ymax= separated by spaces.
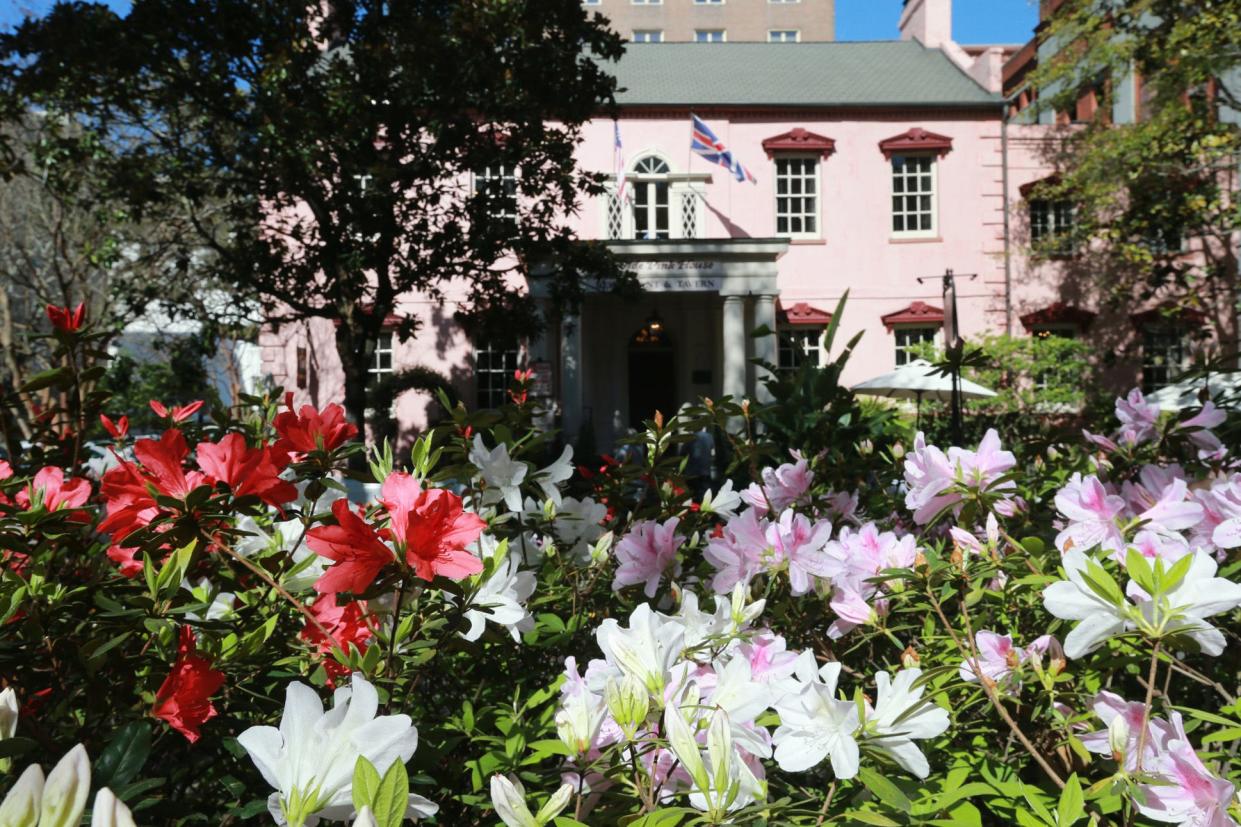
xmin=541 ymin=239 xmax=788 ymax=448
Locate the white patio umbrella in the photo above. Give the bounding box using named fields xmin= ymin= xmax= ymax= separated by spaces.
xmin=1147 ymin=372 xmax=1241 ymax=411
xmin=852 ymin=359 xmax=996 ymax=427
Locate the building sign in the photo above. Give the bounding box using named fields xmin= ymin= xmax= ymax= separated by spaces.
xmin=592 ymin=260 xmax=723 ymax=293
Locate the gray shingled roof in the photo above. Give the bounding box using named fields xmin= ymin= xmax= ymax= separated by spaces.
xmin=611 ymin=41 xmax=1000 ymax=108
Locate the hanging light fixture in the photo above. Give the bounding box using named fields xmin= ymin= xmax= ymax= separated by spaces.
xmin=645 ymin=309 xmax=663 ymax=332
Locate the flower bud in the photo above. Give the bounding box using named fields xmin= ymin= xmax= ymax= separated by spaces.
xmin=605 ymin=676 xmax=650 ymax=738
xmin=491 ymin=774 xmax=538 ymax=827
xmin=858 ymin=439 xmax=874 ymax=456
xmin=901 ymin=646 xmax=920 ymax=669
xmin=92 ymin=787 xmax=137 ymax=827
xmin=39 ymin=744 xmax=90 ymax=827
xmin=1108 ymin=715 xmax=1130 ymax=766
xmin=891 ymin=442 xmax=905 ymax=460
xmin=0 ymin=764 xmax=44 ymax=825
xmin=534 ymin=783 xmax=575 ymax=826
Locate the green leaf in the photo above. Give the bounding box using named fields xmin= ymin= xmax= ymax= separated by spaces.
xmin=1125 ymin=549 xmax=1156 ymax=597
xmin=621 ymin=808 xmax=694 ymax=827
xmin=20 ymin=366 xmax=72 ymax=392
xmin=858 ymin=766 xmax=913 ymax=813
xmin=840 ymin=811 xmax=901 ymax=826
xmin=372 ymin=759 xmax=410 ymax=827
xmin=1200 ymin=726 xmax=1241 ymax=745
xmin=1056 ymin=773 xmax=1084 ymax=826
xmin=351 ymin=756 xmax=382 ymax=815
xmin=94 ymin=722 xmax=152 ymax=789
xmin=1015 ymin=808 xmax=1054 ymax=827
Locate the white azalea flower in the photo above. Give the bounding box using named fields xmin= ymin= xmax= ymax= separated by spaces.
xmin=470 ymin=434 xmax=528 ymax=513
xmin=534 ymin=445 xmax=574 ymax=505
xmin=462 ymin=550 xmax=537 ymax=643
xmin=772 ymin=661 xmax=861 ymax=778
xmin=0 ymin=763 xmax=44 ymax=825
xmin=182 ymin=578 xmax=236 ymax=622
xmin=237 ymin=675 xmax=436 ymax=826
xmin=1133 ymin=549 xmax=1241 ymax=656
xmin=700 ymin=480 xmax=742 ymax=519
xmin=593 ymin=603 xmax=686 ymax=703
xmin=1042 ymin=548 xmax=1133 ymax=659
xmin=863 ymin=668 xmax=949 ymax=779
xmin=0 ymin=744 xmax=93 ymax=827
xmin=555 ymin=496 xmax=609 ymax=564
xmin=350 ymin=806 xmax=378 ymax=827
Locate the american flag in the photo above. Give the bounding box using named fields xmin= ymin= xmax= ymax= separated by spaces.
xmin=690 ymin=114 xmax=757 ymax=184
xmin=613 ymin=121 xmax=628 ymax=202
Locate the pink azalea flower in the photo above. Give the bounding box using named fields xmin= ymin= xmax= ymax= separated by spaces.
xmin=1177 ymin=402 xmax=1229 ymax=461
xmin=1079 ymin=690 xmax=1172 ymax=771
xmin=738 ymin=633 xmax=799 ymax=685
xmin=704 ymin=510 xmax=770 ymax=593
xmin=1138 ymin=731 xmax=1239 ymax=827
xmin=827 ymin=587 xmax=873 ymax=638
xmin=1115 ymin=388 xmax=1160 ymax=447
xmin=958 ymin=630 xmax=1022 ymax=684
xmin=824 ymin=522 xmax=918 ymax=596
xmin=1192 ymin=475 xmax=1241 ymax=553
xmin=740 ymin=457 xmax=813 ymax=515
xmin=904 ymin=430 xmax=1015 ymax=525
xmin=1054 ymin=473 xmax=1127 ymax=555
xmin=766 ymin=509 xmax=833 ymax=595
xmin=612 ymin=517 xmax=684 ymax=598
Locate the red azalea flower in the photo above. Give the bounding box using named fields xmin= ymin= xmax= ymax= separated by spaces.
xmin=300 ymin=594 xmax=375 ymax=688
xmin=100 ymin=413 xmax=129 ymax=440
xmin=152 ymin=626 xmax=225 ymax=743
xmin=381 ymin=474 xmax=484 ymax=582
xmin=45 ymin=303 xmax=85 ymax=333
xmin=149 ymin=399 xmax=204 ymax=423
xmin=15 ymin=467 xmax=91 ymax=512
xmin=307 ymin=499 xmax=396 ymax=595
xmin=0 ymin=460 xmax=12 ymax=480
xmin=197 ymin=433 xmax=296 ymax=507
xmin=107 ymin=544 xmax=144 ymax=578
xmin=273 ymin=393 xmax=358 ymax=454
xmin=99 ymin=430 xmax=203 ymax=542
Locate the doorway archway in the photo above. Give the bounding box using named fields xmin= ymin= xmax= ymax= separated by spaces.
xmin=627 ymin=316 xmax=676 ymax=428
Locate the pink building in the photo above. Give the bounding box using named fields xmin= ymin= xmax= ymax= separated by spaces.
xmin=264 ymin=0 xmax=1118 ymax=449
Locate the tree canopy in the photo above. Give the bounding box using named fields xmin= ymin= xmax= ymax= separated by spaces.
xmin=1 ymin=0 xmax=632 ymax=431
xmin=1025 ymin=0 xmax=1241 ymax=362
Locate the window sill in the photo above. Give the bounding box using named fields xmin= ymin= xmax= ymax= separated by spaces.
xmin=889 ymin=235 xmax=942 ymax=244
xmin=787 ymin=238 xmax=826 ymax=246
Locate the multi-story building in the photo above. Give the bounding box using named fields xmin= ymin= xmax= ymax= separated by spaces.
xmin=584 ymin=0 xmax=835 ymax=44
xmin=265 ymin=0 xmax=1226 ymax=449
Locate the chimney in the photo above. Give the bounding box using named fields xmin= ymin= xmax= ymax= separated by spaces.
xmin=899 ymin=0 xmax=953 ymax=49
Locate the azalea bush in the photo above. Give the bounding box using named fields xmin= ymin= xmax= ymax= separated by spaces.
xmin=1 ymin=304 xmax=1241 ymax=826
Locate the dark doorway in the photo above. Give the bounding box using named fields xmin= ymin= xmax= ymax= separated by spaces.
xmin=627 ymin=319 xmax=676 ymax=428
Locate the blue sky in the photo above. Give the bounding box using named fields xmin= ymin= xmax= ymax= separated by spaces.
xmin=837 ymin=0 xmax=1039 ymax=44
xmin=2 ymin=0 xmax=1039 ymax=44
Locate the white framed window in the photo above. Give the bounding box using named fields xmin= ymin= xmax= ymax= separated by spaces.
xmin=632 ymin=0 xmax=661 ymax=4
xmin=778 ymin=327 xmax=825 ymax=371
xmin=1141 ymin=324 xmax=1189 ymax=392
xmin=694 ymin=0 xmax=724 ymax=4
xmin=1029 ymin=199 xmax=1075 ymax=254
xmin=632 ymin=29 xmax=663 ymax=43
xmin=768 ymin=29 xmax=800 ymax=42
xmin=774 ymin=156 xmax=819 ymax=238
xmin=694 ymin=29 xmax=726 ymax=42
xmin=890 ymin=154 xmax=937 ymax=237
xmin=632 ymin=156 xmax=671 ymax=239
xmin=769 ymin=0 xmax=800 ymax=4
xmin=894 ymin=326 xmax=938 ymax=367
xmin=474 ymin=165 xmax=518 ymax=233
xmin=583 ymin=0 xmax=600 ymax=4
xmin=475 ymin=342 xmax=523 ymax=410
xmin=368 ymin=332 xmax=395 ymax=388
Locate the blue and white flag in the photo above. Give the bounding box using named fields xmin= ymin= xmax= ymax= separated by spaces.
xmin=613 ymin=121 xmax=628 ymax=202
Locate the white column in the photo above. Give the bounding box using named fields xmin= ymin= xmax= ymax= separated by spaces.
xmin=721 ymin=295 xmax=747 ymax=403
xmin=560 ymin=315 xmax=584 ymax=444
xmin=753 ymin=294 xmax=778 ymax=403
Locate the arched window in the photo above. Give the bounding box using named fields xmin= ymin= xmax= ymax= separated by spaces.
xmin=631 ymin=156 xmax=670 ymax=239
